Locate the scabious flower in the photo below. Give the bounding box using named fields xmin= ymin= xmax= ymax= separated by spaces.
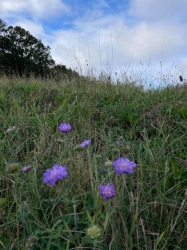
xmin=87 ymin=225 xmax=101 ymax=239
xmin=22 ymin=165 xmax=32 ymax=172
xmin=99 ymin=183 xmax=115 ymax=200
xmin=112 ymin=157 xmax=137 ymax=175
xmin=80 ymin=139 xmax=91 ymax=147
xmin=58 ymin=123 xmax=71 ymax=133
xmin=74 ymin=139 xmax=91 ymax=151
xmin=43 ymin=164 xmax=68 ymax=186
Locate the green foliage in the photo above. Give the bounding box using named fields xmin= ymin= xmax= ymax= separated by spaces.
xmin=52 ymin=64 xmax=79 ymax=80
xmin=0 ymin=76 xmax=187 ymax=249
xmin=0 ymin=19 xmax=6 ymax=32
xmin=0 ymin=20 xmax=79 ymax=80
xmin=0 ymin=22 xmax=55 ymax=77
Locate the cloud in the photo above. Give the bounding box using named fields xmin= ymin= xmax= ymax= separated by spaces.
xmin=126 ymin=21 xmax=186 ymax=61
xmin=0 ymin=0 xmax=70 ymax=20
xmin=48 ymin=15 xmax=187 ymax=75
xmin=12 ymin=19 xmax=45 ymax=38
xmin=129 ymin=0 xmax=187 ymax=22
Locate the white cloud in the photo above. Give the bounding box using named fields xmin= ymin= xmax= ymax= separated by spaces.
xmin=0 ymin=0 xmax=70 ymax=20
xmin=48 ymin=15 xmax=187 ymax=75
xmin=126 ymin=21 xmax=186 ymax=61
xmin=129 ymin=0 xmax=187 ymax=22
xmin=13 ymin=19 xmax=45 ymax=38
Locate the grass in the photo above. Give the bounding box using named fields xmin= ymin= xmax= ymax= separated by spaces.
xmin=0 ymin=74 xmax=187 ymax=250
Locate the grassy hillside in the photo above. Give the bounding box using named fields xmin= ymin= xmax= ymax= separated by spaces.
xmin=0 ymin=75 xmax=187 ymax=249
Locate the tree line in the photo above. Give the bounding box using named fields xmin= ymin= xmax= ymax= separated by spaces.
xmin=0 ymin=19 xmax=78 ymax=79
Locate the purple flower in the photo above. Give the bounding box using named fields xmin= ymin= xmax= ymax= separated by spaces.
xmin=58 ymin=123 xmax=71 ymax=133
xmin=43 ymin=164 xmax=68 ymax=186
xmin=22 ymin=166 xmax=32 ymax=172
xmin=80 ymin=139 xmax=91 ymax=147
xmin=112 ymin=157 xmax=137 ymax=175
xmin=99 ymin=183 xmax=115 ymax=200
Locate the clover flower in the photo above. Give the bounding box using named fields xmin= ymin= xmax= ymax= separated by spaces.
xmin=112 ymin=157 xmax=137 ymax=175
xmin=43 ymin=164 xmax=68 ymax=186
xmin=87 ymin=225 xmax=101 ymax=239
xmin=58 ymin=123 xmax=71 ymax=133
xmin=22 ymin=165 xmax=32 ymax=172
xmin=80 ymin=139 xmax=91 ymax=147
xmin=99 ymin=183 xmax=115 ymax=200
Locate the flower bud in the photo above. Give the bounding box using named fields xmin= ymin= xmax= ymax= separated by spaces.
xmin=104 ymin=161 xmax=113 ymax=167
xmin=123 ymin=145 xmax=130 ymax=154
xmin=22 ymin=166 xmax=32 ymax=173
xmin=87 ymin=225 xmax=101 ymax=239
xmin=6 ymin=163 xmax=19 ymax=174
xmin=111 ymin=148 xmax=120 ymax=154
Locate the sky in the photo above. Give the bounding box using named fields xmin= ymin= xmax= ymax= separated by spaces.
xmin=1 ymin=0 xmax=187 ymax=86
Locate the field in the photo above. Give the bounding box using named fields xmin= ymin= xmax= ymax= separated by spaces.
xmin=0 ymin=75 xmax=187 ymax=249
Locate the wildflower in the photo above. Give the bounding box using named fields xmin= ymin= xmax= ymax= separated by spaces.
xmin=43 ymin=164 xmax=68 ymax=186
xmin=22 ymin=166 xmax=32 ymax=172
xmin=112 ymin=157 xmax=137 ymax=175
xmin=80 ymin=139 xmax=91 ymax=147
xmin=58 ymin=123 xmax=71 ymax=133
xmin=87 ymin=225 xmax=101 ymax=239
xmin=99 ymin=183 xmax=115 ymax=200
xmin=74 ymin=139 xmax=91 ymax=151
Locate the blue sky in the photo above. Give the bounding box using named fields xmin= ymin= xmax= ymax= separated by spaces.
xmin=1 ymin=0 xmax=187 ymax=86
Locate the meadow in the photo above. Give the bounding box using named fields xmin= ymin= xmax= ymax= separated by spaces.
xmin=0 ymin=74 xmax=187 ymax=250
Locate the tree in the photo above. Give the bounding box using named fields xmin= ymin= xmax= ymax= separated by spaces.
xmin=52 ymin=64 xmax=79 ymax=80
xmin=0 ymin=19 xmax=6 ymax=32
xmin=0 ymin=19 xmax=55 ymax=77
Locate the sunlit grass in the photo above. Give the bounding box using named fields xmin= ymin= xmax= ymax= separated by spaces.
xmin=0 ymin=75 xmax=187 ymax=249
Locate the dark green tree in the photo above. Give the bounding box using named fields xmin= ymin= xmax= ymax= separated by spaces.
xmin=0 ymin=19 xmax=7 ymax=72
xmin=52 ymin=64 xmax=79 ymax=80
xmin=0 ymin=19 xmax=6 ymax=31
xmin=0 ymin=19 xmax=55 ymax=77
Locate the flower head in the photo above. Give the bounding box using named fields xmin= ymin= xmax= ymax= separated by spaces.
xmin=80 ymin=139 xmax=91 ymax=147
xmin=99 ymin=183 xmax=115 ymax=200
xmin=22 ymin=165 xmax=32 ymax=172
xmin=58 ymin=123 xmax=71 ymax=133
xmin=112 ymin=157 xmax=137 ymax=175
xmin=43 ymin=164 xmax=68 ymax=186
xmin=87 ymin=225 xmax=101 ymax=239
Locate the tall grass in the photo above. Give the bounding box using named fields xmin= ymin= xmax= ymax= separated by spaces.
xmin=0 ymin=75 xmax=187 ymax=249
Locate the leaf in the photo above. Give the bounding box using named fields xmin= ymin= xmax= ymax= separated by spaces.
xmin=86 ymin=211 xmax=94 ymax=224
xmin=172 ymin=160 xmax=180 ymax=177
xmin=129 ymin=212 xmax=138 ymax=237
xmin=154 ymin=231 xmax=166 ymax=249
xmin=0 ymin=198 xmax=7 ymax=206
